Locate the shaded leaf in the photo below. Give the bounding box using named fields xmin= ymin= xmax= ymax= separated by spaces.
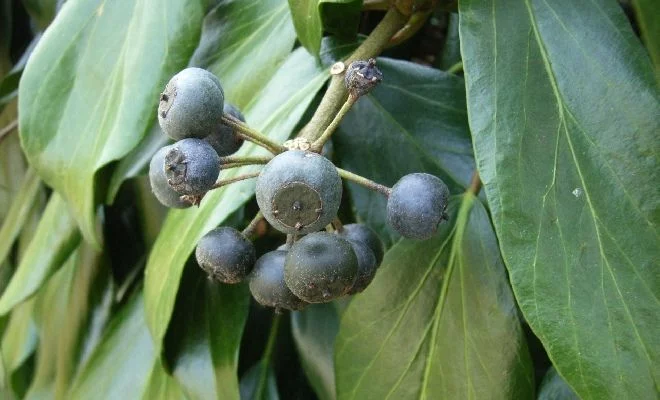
xmin=0 ymin=105 xmax=26 ymax=222
xmin=142 ymin=360 xmax=187 ymax=400
xmin=291 ymin=303 xmax=339 ymax=400
xmin=0 ymin=193 xmax=80 ymax=315
xmin=631 ymin=0 xmax=660 ymax=75
xmin=0 ymin=169 xmax=41 ymax=267
xmin=435 ymin=12 xmax=461 ymax=70
xmin=538 ymin=367 xmax=579 ymax=400
xmin=335 ymin=195 xmax=533 ymax=400
xmin=460 ymin=0 xmax=660 ymax=397
xmin=239 ymin=364 xmax=280 ymax=400
xmin=334 ymin=58 xmax=474 ymax=245
xmin=22 ymin=0 xmax=60 ymax=31
xmin=191 ymin=0 xmax=296 ymax=110
xmin=69 ymin=291 xmax=156 ymax=398
xmin=19 ymin=0 xmax=206 ymax=246
xmin=0 ymin=299 xmax=38 ymax=375
xmin=165 ymin=263 xmax=249 ymax=400
xmin=144 ymin=41 xmax=346 ymax=349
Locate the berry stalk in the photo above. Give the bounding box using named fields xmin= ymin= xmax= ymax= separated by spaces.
xmin=222 ymin=114 xmax=287 ymax=154
xmin=337 ymin=168 xmax=392 ymax=196
xmin=242 ymin=211 xmax=264 ymax=239
xmin=211 ymin=172 xmax=260 ymax=189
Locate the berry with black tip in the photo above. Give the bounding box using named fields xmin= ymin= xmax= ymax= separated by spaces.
xmin=338 ymin=223 xmax=384 ymax=264
xmin=195 ymin=227 xmax=256 ymax=284
xmin=205 ymin=103 xmax=245 ymax=157
xmin=164 ymin=138 xmax=220 ymax=195
xmin=345 ymin=239 xmax=378 ymax=294
xmin=256 ymin=150 xmax=342 ymax=235
xmin=158 ymin=67 xmax=225 ymax=140
xmin=344 ymin=58 xmax=383 ymax=98
xmin=148 ymin=145 xmax=192 ymax=209
xmin=284 ymin=232 xmax=358 ymax=303
xmin=387 ymin=173 xmax=450 ymax=239
xmin=249 ymin=250 xmax=307 ymax=311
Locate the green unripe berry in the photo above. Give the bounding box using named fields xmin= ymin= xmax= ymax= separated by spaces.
xmin=338 ymin=223 xmax=384 ymax=264
xmin=205 ymin=103 xmax=245 ymax=157
xmin=256 ymin=150 xmax=342 ymax=235
xmin=249 ymin=250 xmax=307 ymax=311
xmin=195 ymin=227 xmax=256 ymax=284
xmin=345 ymin=239 xmax=378 ymax=295
xmin=387 ymin=173 xmax=450 ymax=239
xmin=158 ymin=67 xmax=225 ymax=140
xmin=164 ymin=138 xmax=220 ymax=195
xmin=148 ymin=145 xmax=192 ymax=209
xmin=284 ymin=232 xmax=358 ymax=303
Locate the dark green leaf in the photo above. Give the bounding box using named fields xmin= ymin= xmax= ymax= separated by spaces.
xmin=538 ymin=367 xmax=579 ymax=400
xmin=460 ymin=0 xmax=660 ymax=397
xmin=142 ymin=360 xmax=188 ymax=400
xmin=320 ymin=0 xmax=362 ymax=40
xmin=239 ymin=364 xmax=280 ymax=400
xmin=334 ymin=58 xmax=474 ymax=245
xmin=335 ymin=195 xmax=533 ymax=399
xmin=69 ymin=291 xmax=156 ymax=398
xmin=22 ymin=0 xmax=59 ymax=31
xmin=631 ymin=0 xmax=660 ymax=74
xmin=289 ymin=0 xmax=323 ymax=55
xmin=191 ymin=0 xmax=296 ymax=109
xmin=435 ymin=12 xmax=461 ymax=70
xmin=18 ymin=0 xmax=206 ymax=246
xmin=145 ymin=43 xmax=336 ymax=349
xmin=0 ymin=169 xmax=41 ymax=267
xmin=0 ymin=194 xmax=80 ymax=315
xmin=291 ymin=303 xmax=339 ymax=400
xmin=165 ymin=264 xmax=249 ymax=400
xmin=0 ymin=113 xmax=26 ymax=223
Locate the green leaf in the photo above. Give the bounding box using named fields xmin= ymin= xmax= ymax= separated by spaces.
xmin=0 ymin=169 xmax=41 ymax=267
xmin=142 ymin=360 xmax=187 ymax=400
xmin=145 ymin=42 xmax=342 ymax=349
xmin=18 ymin=0 xmax=206 ymax=246
xmin=0 ymin=299 xmax=38 ymax=375
xmin=69 ymin=291 xmax=156 ymax=399
xmin=435 ymin=12 xmax=461 ymax=70
xmin=288 ymin=0 xmax=362 ymax=56
xmin=288 ymin=0 xmax=323 ymax=55
xmin=334 ymin=58 xmax=474 ymax=246
xmin=538 ymin=367 xmax=579 ymax=400
xmin=631 ymin=0 xmax=660 ymax=75
xmin=335 ymin=195 xmax=534 ymax=400
xmin=291 ymin=303 xmax=339 ymax=400
xmin=459 ymin=0 xmax=660 ymax=397
xmin=164 ymin=264 xmax=249 ymax=400
xmin=239 ymin=364 xmax=280 ymax=400
xmin=22 ymin=0 xmax=58 ymax=31
xmin=191 ymin=0 xmax=297 ymax=109
xmin=319 ymin=0 xmax=362 ymax=40
xmin=0 ymin=108 xmax=26 ymax=223
xmin=0 ymin=193 xmax=80 ymax=315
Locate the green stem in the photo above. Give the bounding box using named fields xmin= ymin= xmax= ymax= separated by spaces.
xmin=337 ymin=168 xmax=392 ymax=196
xmin=299 ymin=8 xmax=408 ymax=141
xmin=447 ymin=61 xmax=463 ymax=75
xmin=242 ymin=211 xmax=264 ymax=239
xmin=311 ymin=96 xmax=356 ymax=151
xmin=255 ymin=314 xmax=282 ymax=400
xmin=211 ymin=172 xmax=260 ymax=189
xmin=222 ymin=115 xmax=287 ymax=154
xmin=220 ymin=155 xmax=272 ymax=165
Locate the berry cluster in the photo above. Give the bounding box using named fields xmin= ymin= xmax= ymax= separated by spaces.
xmin=149 ymin=61 xmax=450 ymax=312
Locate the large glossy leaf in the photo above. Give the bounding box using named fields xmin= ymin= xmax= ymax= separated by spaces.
xmin=190 ymin=0 xmax=296 ymax=110
xmin=145 ymin=41 xmax=347 ymax=348
xmin=631 ymin=0 xmax=660 ymax=74
xmin=460 ymin=0 xmax=660 ymax=397
xmin=291 ymin=303 xmax=339 ymax=400
xmin=335 ymin=195 xmax=533 ymax=400
xmin=288 ymin=0 xmax=362 ymax=55
xmin=538 ymin=367 xmax=579 ymax=400
xmin=0 ymin=193 xmax=80 ymax=315
xmin=0 ymin=169 xmax=41 ymax=266
xmin=19 ymin=0 xmax=206 ymax=246
xmin=69 ymin=292 xmax=156 ymax=399
xmin=164 ymin=264 xmax=249 ymax=400
xmin=334 ymin=58 xmax=474 ymax=245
